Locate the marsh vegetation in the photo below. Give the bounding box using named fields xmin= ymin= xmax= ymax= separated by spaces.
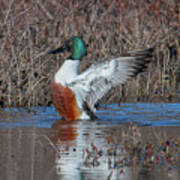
xmin=0 ymin=0 xmax=179 ymax=107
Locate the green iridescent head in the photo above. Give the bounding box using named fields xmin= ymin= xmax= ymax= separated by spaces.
xmin=48 ymin=36 xmax=87 ymax=60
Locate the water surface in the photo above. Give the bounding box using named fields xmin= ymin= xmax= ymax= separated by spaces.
xmin=1 ymin=103 xmax=180 ymax=128
xmin=0 ymin=103 xmax=180 ymax=180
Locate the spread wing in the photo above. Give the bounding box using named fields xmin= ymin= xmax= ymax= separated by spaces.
xmin=69 ymin=48 xmax=154 ymax=112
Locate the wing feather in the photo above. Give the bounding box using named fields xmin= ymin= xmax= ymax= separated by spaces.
xmin=69 ymin=48 xmax=154 ymax=112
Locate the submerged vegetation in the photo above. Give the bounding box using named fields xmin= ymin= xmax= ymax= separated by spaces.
xmin=83 ymin=125 xmax=180 ymax=178
xmin=0 ymin=0 xmax=179 ymax=107
xmin=51 ymin=122 xmax=180 ymax=178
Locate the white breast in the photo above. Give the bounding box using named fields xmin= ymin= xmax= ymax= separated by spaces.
xmin=55 ymin=60 xmax=80 ymax=85
xmin=54 ymin=59 xmax=91 ymax=119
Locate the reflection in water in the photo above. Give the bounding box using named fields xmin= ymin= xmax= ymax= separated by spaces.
xmin=51 ymin=120 xmax=180 ymax=180
xmin=52 ymin=120 xmax=134 ymax=180
xmin=0 ymin=104 xmax=180 ymax=180
xmin=52 ymin=120 xmax=81 ymax=179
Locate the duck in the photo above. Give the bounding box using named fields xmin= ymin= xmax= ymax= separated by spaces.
xmin=48 ymin=36 xmax=153 ymax=121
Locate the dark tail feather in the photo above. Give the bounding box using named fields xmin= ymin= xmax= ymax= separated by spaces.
xmin=83 ymin=102 xmax=98 ymax=120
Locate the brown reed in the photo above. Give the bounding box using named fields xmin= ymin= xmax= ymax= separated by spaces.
xmin=0 ymin=0 xmax=179 ymax=107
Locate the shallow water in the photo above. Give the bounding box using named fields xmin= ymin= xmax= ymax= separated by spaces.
xmin=0 ymin=103 xmax=180 ymax=180
xmin=1 ymin=103 xmax=180 ymax=128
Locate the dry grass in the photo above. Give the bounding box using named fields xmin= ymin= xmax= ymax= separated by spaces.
xmin=0 ymin=0 xmax=179 ymax=107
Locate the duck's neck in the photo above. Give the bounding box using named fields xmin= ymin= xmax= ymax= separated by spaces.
xmin=54 ymin=59 xmax=80 ymax=85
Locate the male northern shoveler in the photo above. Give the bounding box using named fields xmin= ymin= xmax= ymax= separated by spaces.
xmin=48 ymin=36 xmax=153 ymax=121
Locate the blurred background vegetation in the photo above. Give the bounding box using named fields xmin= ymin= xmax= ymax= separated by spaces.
xmin=0 ymin=0 xmax=179 ymax=107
